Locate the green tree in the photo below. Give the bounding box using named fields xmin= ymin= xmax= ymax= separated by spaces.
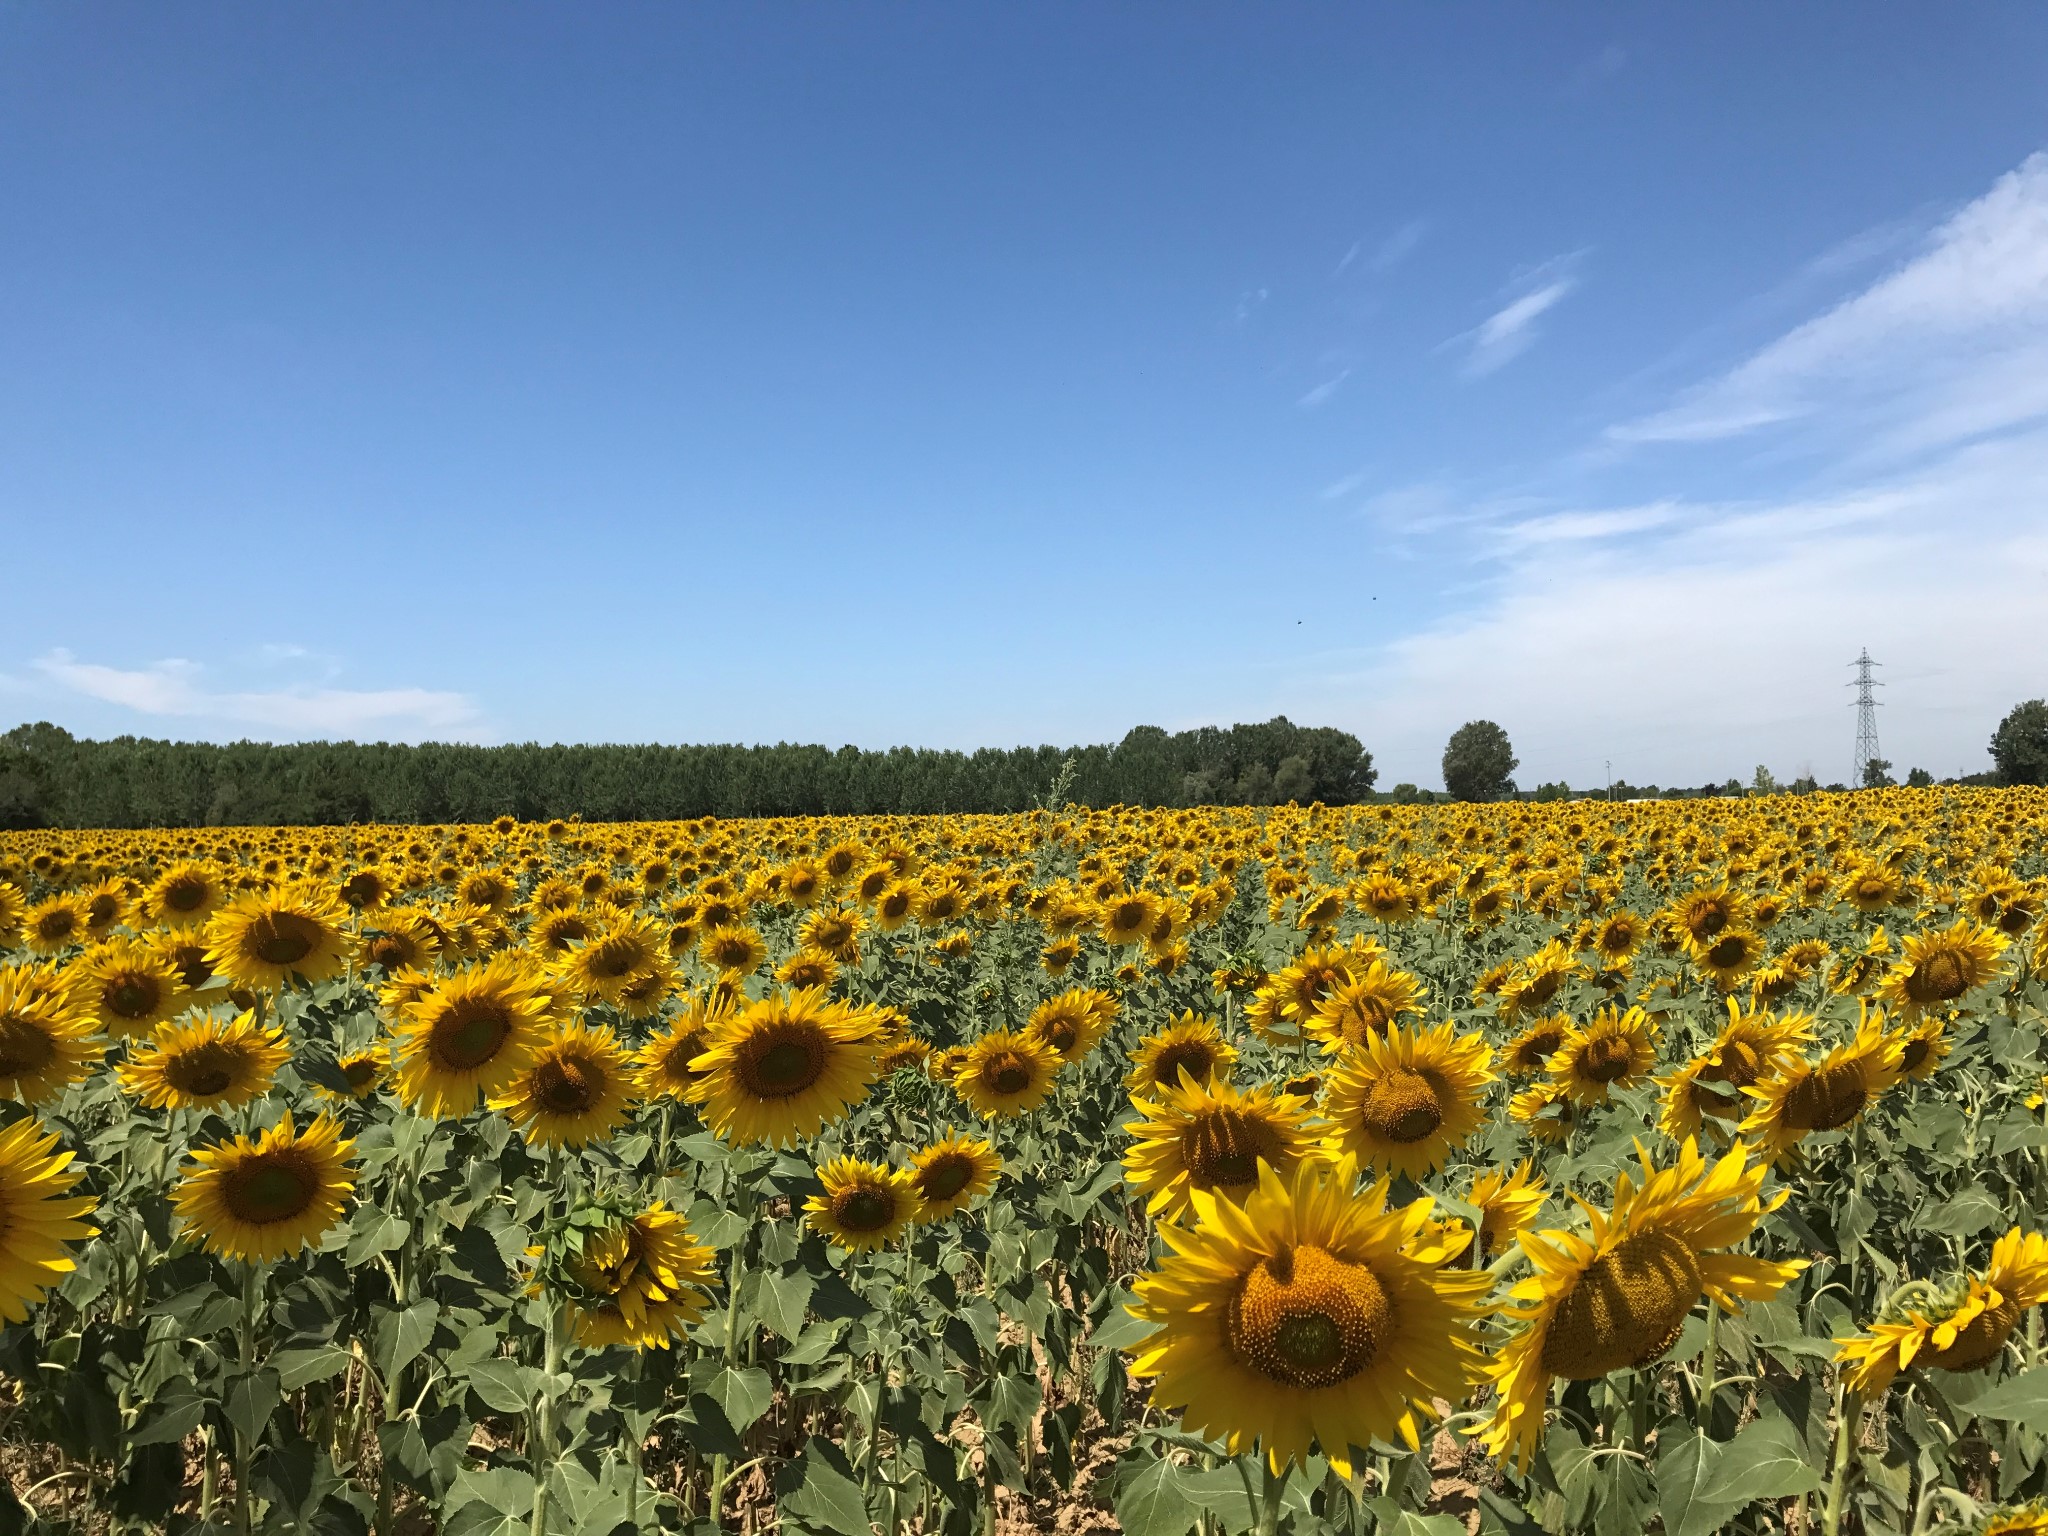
xmin=1861 ymin=757 xmax=1895 ymax=789
xmin=1441 ymin=721 xmax=1518 ymax=802
xmin=1991 ymin=699 xmax=2048 ymax=785
xmin=1906 ymin=767 xmax=1934 ymax=788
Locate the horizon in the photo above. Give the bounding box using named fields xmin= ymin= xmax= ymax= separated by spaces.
xmin=5 ymin=7 xmax=2046 ymax=791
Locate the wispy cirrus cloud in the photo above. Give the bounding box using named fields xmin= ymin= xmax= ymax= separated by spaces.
xmin=1453 ymin=254 xmax=1585 ymax=377
xmin=1297 ymin=368 xmax=1352 ymax=408
xmin=33 ymin=650 xmax=482 ymax=739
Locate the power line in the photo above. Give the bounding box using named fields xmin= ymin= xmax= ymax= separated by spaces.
xmin=1848 ymin=648 xmax=1883 ymax=786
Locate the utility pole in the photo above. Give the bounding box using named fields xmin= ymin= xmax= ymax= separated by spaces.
xmin=1848 ymin=649 xmax=1883 ymax=787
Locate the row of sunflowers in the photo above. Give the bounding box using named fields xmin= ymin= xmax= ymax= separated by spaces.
xmin=0 ymin=785 xmax=2045 ymax=1536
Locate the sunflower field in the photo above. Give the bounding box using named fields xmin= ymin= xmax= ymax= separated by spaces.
xmin=1 ymin=788 xmax=2046 ymax=1536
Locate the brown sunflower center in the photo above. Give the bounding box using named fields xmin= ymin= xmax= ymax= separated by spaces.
xmin=533 ymin=1054 xmax=600 ymax=1115
xmin=428 ymin=998 xmax=514 ymax=1072
xmin=736 ymin=1025 xmax=827 ymax=1098
xmin=165 ymin=1042 xmax=247 ymax=1099
xmin=1107 ymin=899 xmax=1149 ymax=935
xmin=1703 ymin=936 xmax=1750 ymax=970
xmin=1908 ymin=950 xmax=1971 ymax=1004
xmin=1226 ymin=1243 xmax=1394 ymax=1390
xmin=985 ymin=1052 xmax=1035 ymax=1097
xmin=107 ymin=976 xmax=162 ymax=1019
xmin=1899 ymin=1037 xmax=1932 ymax=1074
xmin=588 ymin=935 xmax=650 ymax=979
xmin=341 ymin=1057 xmax=379 ymax=1089
xmin=1783 ymin=1061 xmax=1870 ymax=1131
xmin=247 ymin=912 xmax=320 ymax=968
xmin=1540 ymin=1229 xmax=1702 ymax=1379
xmin=1711 ymin=1041 xmax=1765 ymax=1088
xmin=1151 ymin=1041 xmax=1217 ymax=1088
xmin=1180 ymin=1106 xmax=1285 ymax=1189
xmin=161 ymin=876 xmax=209 ymax=912
xmin=1576 ymin=1034 xmax=1637 ymax=1084
xmin=1920 ymin=1296 xmax=2021 ymax=1373
xmin=35 ymin=911 xmax=77 ymax=940
xmin=1513 ymin=1028 xmax=1565 ymax=1072
xmin=222 ymin=1150 xmax=317 ymax=1225
xmin=1361 ymin=1068 xmax=1445 ymax=1144
xmin=1038 ymin=1015 xmax=1081 ymax=1054
xmin=916 ymin=1153 xmax=975 ymax=1203
xmin=0 ymin=1016 xmax=57 ymax=1077
xmin=832 ymin=1184 xmax=897 ymax=1233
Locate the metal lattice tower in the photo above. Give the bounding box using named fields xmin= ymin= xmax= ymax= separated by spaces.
xmin=1848 ymin=648 xmax=1883 ymax=786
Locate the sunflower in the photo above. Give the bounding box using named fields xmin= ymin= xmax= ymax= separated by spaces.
xmin=805 ymin=1156 xmax=920 ymax=1252
xmin=394 ymin=954 xmax=555 ymax=1117
xmin=1689 ymin=928 xmax=1766 ymax=991
xmin=635 ymin=992 xmax=736 ymax=1099
xmin=1467 ymin=1161 xmax=1546 ymax=1257
xmin=1498 ymin=941 xmax=1585 ymax=1021
xmin=1502 ymin=1014 xmax=1570 ymax=1078
xmin=79 ymin=878 xmax=129 ymax=938
xmin=1545 ymin=1006 xmax=1660 ymax=1105
xmin=1040 ymin=937 xmax=1081 ymax=976
xmin=319 ymin=1050 xmax=385 ymax=1102
xmin=1307 ymin=962 xmax=1428 ymax=1054
xmin=173 ymin=1111 xmax=356 ymax=1263
xmin=0 ymin=970 xmax=101 ymax=1106
xmin=1025 ymin=987 xmax=1116 ymax=1065
xmin=1829 ymin=927 xmax=1892 ymax=996
xmin=1836 ymin=1227 xmax=2048 ymax=1395
xmin=118 ymin=1011 xmax=290 ymax=1112
xmin=1128 ymin=1154 xmax=1490 ymax=1476
xmin=698 ymin=924 xmax=769 ymax=979
xmin=360 ymin=914 xmax=440 ymax=974
xmin=1892 ymin=1016 xmax=1951 ymax=1081
xmin=565 ymin=1202 xmax=718 ymax=1349
xmin=873 ymin=880 xmax=918 ymax=932
xmin=798 ymin=906 xmax=864 ymax=964
xmin=1878 ymin=918 xmax=2008 ymax=1017
xmin=557 ymin=915 xmax=668 ymax=1002
xmin=615 ymin=957 xmax=681 ymax=1020
xmin=66 ymin=938 xmax=187 ymax=1038
xmin=1322 ymin=1021 xmax=1495 ymax=1178
xmin=0 ymin=882 xmax=21 ymax=947
xmin=1100 ymin=890 xmax=1164 ymax=948
xmin=1738 ymin=1008 xmax=1903 ymax=1155
xmin=686 ymin=988 xmax=883 ymax=1146
xmin=22 ymin=896 xmax=88 ymax=955
xmin=528 ymin=907 xmax=598 ymax=958
xmin=1508 ymin=1082 xmax=1579 ymax=1145
xmin=907 ymin=1132 xmax=1001 ymax=1221
xmin=1589 ymin=912 xmax=1644 ymax=968
xmin=1975 ymin=1502 xmax=2048 ymax=1536
xmin=953 ymin=1028 xmax=1060 ymax=1119
xmin=491 ymin=1025 xmax=637 ymax=1148
xmin=205 ymin=881 xmax=352 ymax=992
xmin=1125 ymin=1013 xmax=1239 ymax=1095
xmin=1839 ymin=863 xmax=1905 ymax=914
xmin=1124 ymin=1075 xmax=1324 ymax=1221
xmin=1478 ymin=1138 xmax=1805 ymax=1467
xmin=1670 ymin=885 xmax=1747 ymax=948
xmin=149 ymin=861 xmax=225 ymax=928
xmin=0 ymin=1117 xmax=98 ymax=1321
xmin=1247 ymin=940 xmax=1384 ymax=1045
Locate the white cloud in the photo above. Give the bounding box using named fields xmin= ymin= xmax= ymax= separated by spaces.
xmin=1297 ymin=368 xmax=1352 ymax=408
xmin=34 ymin=650 xmax=482 ymax=739
xmin=1456 ymin=259 xmax=1582 ymax=377
xmin=1338 ymin=219 xmax=1428 ymax=277
xmin=1610 ymin=152 xmax=2048 ymax=450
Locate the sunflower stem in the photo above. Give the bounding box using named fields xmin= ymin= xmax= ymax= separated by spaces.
xmin=708 ymin=1238 xmax=746 ymax=1530
xmin=234 ymin=1259 xmax=264 ymax=1536
xmin=1257 ymin=1457 xmax=1288 ymax=1536
xmin=528 ymin=1300 xmax=562 ymax=1536
xmin=1696 ymin=1297 xmax=1720 ymax=1433
xmin=1822 ymin=1385 xmax=1862 ymax=1536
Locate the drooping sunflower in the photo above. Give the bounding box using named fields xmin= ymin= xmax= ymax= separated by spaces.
xmin=1878 ymin=918 xmax=2008 ymax=1018
xmin=1508 ymin=1082 xmax=1579 ymax=1145
xmin=1545 ymin=1006 xmax=1660 ymax=1105
xmin=1478 ymin=1138 xmax=1805 ymax=1467
xmin=1835 ymin=1227 xmax=2048 ymax=1395
xmin=66 ymin=938 xmax=187 ymax=1038
xmin=1974 ymin=1501 xmax=2048 ymax=1536
xmin=148 ymin=861 xmax=224 ymax=928
xmin=0 ymin=1116 xmax=98 ymax=1321
xmin=0 ymin=970 xmax=101 ymax=1106
xmin=1322 ymin=1021 xmax=1495 ymax=1178
xmin=118 ymin=1011 xmax=290 ymax=1112
xmin=805 ymin=1156 xmax=920 ymax=1252
xmin=205 ymin=881 xmax=352 ymax=992
xmin=1502 ymin=1014 xmax=1571 ymax=1078
xmin=953 ymin=1028 xmax=1060 ymax=1119
xmin=1655 ymin=1004 xmax=1813 ymax=1142
xmin=22 ymin=895 xmax=88 ymax=955
xmin=173 ymin=1111 xmax=356 ymax=1263
xmin=1307 ymin=962 xmax=1428 ymax=1054
xmin=685 ymin=988 xmax=884 ymax=1146
xmin=491 ymin=1025 xmax=637 ymax=1148
xmin=1498 ymin=941 xmax=1585 ymax=1022
xmin=1125 ymin=1013 xmax=1239 ymax=1095
xmin=1128 ymin=1154 xmax=1490 ymax=1476
xmin=394 ymin=953 xmax=555 ymax=1117
xmin=1467 ymin=1161 xmax=1547 ymax=1258
xmin=1829 ymin=927 xmax=1892 ymax=996
xmin=565 ymin=1202 xmax=718 ymax=1350
xmin=1738 ymin=1008 xmax=1904 ymax=1155
xmin=1024 ymin=986 xmax=1117 ymax=1065
xmin=907 ymin=1132 xmax=1002 ymax=1221
xmin=1124 ymin=1075 xmax=1324 ymax=1221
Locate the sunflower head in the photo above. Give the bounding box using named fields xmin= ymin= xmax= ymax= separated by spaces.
xmin=907 ymin=1132 xmax=1001 ymax=1221
xmin=1322 ymin=1020 xmax=1495 ymax=1178
xmin=173 ymin=1111 xmax=356 ymax=1263
xmin=562 ymin=1203 xmax=718 ymax=1350
xmin=805 ymin=1156 xmax=920 ymax=1252
xmin=953 ymin=1029 xmax=1060 ymax=1119
xmin=1738 ymin=1006 xmax=1903 ymax=1154
xmin=491 ymin=1025 xmax=637 ymax=1148
xmin=1025 ymin=987 xmax=1115 ymax=1065
xmin=0 ymin=1117 xmax=98 ymax=1322
xmin=685 ymin=988 xmax=883 ymax=1146
xmin=1879 ymin=918 xmax=2008 ymax=1017
xmin=394 ymin=954 xmax=555 ymax=1117
xmin=1503 ymin=1014 xmax=1570 ymax=1078
xmin=1308 ymin=962 xmax=1428 ymax=1054
xmin=117 ymin=1011 xmax=290 ymax=1112
xmin=1124 ymin=1074 xmax=1324 ymax=1221
xmin=1546 ymin=1006 xmax=1659 ymax=1105
xmin=205 ymin=882 xmax=352 ymax=992
xmin=0 ymin=969 xmax=101 ymax=1107
xmin=67 ymin=938 xmax=187 ymax=1038
xmin=1125 ymin=1013 xmax=1238 ymax=1095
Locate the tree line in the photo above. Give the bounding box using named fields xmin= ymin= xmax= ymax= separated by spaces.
xmin=0 ymin=718 xmax=1377 ymax=829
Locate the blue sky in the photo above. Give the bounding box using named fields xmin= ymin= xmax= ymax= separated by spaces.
xmin=5 ymin=6 xmax=2047 ymax=789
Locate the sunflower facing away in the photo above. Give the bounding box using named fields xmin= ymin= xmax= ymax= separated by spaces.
xmin=1478 ymin=1138 xmax=1805 ymax=1467
xmin=1877 ymin=918 xmax=2008 ymax=1018
xmin=118 ymin=1011 xmax=290 ymax=1112
xmin=1124 ymin=1074 xmax=1324 ymax=1222
xmin=205 ymin=881 xmax=352 ymax=992
xmin=67 ymin=938 xmax=187 ymax=1038
xmin=0 ymin=970 xmax=101 ymax=1106
xmin=685 ymin=988 xmax=884 ymax=1146
xmin=1467 ymin=1161 xmax=1547 ymax=1258
xmin=953 ymin=1028 xmax=1060 ymax=1119
xmin=907 ymin=1132 xmax=1002 ymax=1221
xmin=1836 ymin=1227 xmax=2048 ymax=1395
xmin=1127 ymin=1154 xmax=1490 ymax=1477
xmin=566 ymin=1202 xmax=717 ymax=1350
xmin=1738 ymin=1007 xmax=1904 ymax=1155
xmin=491 ymin=1024 xmax=637 ymax=1148
xmin=1125 ymin=1013 xmax=1239 ymax=1095
xmin=0 ymin=1116 xmax=98 ymax=1321
xmin=806 ymin=1156 xmax=921 ymax=1252
xmin=1545 ymin=1005 xmax=1660 ymax=1105
xmin=1322 ymin=1021 xmax=1495 ymax=1179
xmin=394 ymin=954 xmax=556 ymax=1117
xmin=174 ymin=1111 xmax=356 ymax=1263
